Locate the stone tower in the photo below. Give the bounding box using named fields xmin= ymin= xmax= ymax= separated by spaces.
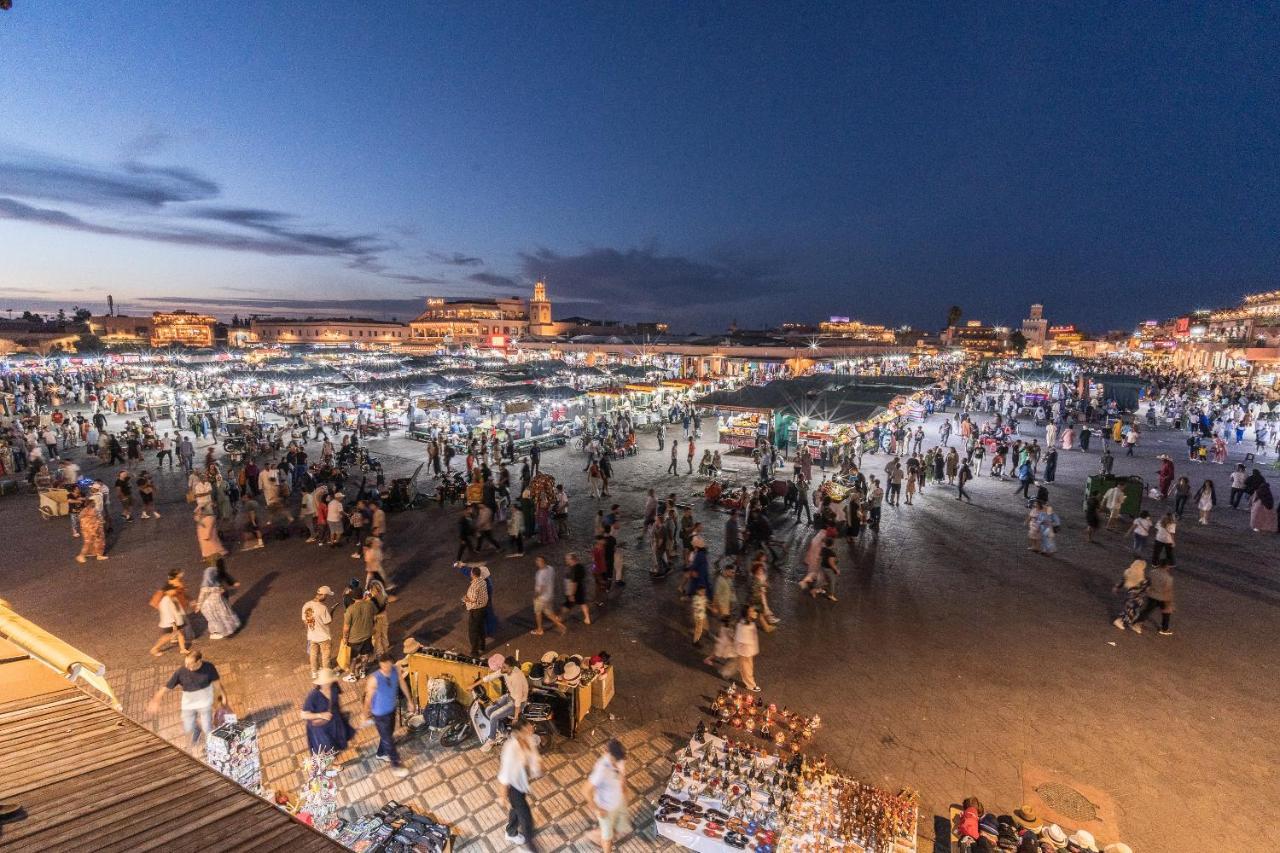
xmin=529 ymin=280 xmax=552 ymax=331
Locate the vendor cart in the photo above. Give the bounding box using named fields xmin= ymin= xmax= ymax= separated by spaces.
xmin=38 ymin=487 xmax=69 ymax=518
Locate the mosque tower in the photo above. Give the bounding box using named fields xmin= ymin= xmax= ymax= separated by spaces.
xmin=529 ymin=279 xmax=553 ymax=333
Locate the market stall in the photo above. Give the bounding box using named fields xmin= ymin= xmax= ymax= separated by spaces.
xmin=656 ymin=686 xmax=918 ymax=853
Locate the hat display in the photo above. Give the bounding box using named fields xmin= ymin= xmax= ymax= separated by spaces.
xmin=540 ymin=651 xmax=559 ymax=665
xmin=562 ymin=661 xmax=582 ymax=683
xmin=313 ymin=668 xmax=339 ymax=685
xmin=316 ymin=585 xmax=333 ymax=596
xmin=1040 ymin=825 xmax=1068 ymax=849
xmin=1013 ymin=806 xmax=1040 ymax=829
xmin=1068 ymin=830 xmax=1098 ymax=852
xmin=488 ymin=653 xmax=506 ymax=671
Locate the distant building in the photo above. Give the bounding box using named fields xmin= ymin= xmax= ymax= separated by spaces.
xmin=0 ymin=320 xmax=81 ymax=355
xmin=815 ymin=316 xmax=896 ymax=343
xmin=248 ymin=317 xmax=411 ymax=346
xmin=1021 ymin=304 xmax=1048 ymax=349
xmin=410 ymin=294 xmax=528 ymax=344
xmin=89 ymin=314 xmax=153 ymax=345
xmin=1208 ymin=290 xmax=1280 ymax=346
xmin=941 ymin=320 xmax=1010 ymax=352
xmin=528 ymin=280 xmax=554 ymax=335
xmin=150 ymin=311 xmax=217 ymax=348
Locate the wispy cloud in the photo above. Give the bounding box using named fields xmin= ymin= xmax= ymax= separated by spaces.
xmin=0 ymin=146 xmax=474 ymax=288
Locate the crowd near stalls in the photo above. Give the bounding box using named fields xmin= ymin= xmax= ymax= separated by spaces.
xmin=4 ymin=341 xmax=1280 ymax=851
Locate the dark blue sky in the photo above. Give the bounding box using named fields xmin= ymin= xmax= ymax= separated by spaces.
xmin=1 ymin=3 xmax=1276 ymax=331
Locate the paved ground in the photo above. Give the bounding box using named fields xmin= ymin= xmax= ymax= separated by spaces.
xmin=2 ymin=409 xmax=1278 ymax=852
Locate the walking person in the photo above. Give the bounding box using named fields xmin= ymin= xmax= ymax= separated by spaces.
xmin=530 ymin=556 xmax=566 ymax=635
xmin=584 ymin=739 xmax=630 ymax=853
xmin=564 ymin=553 xmax=591 ymax=625
xmin=1103 ymin=482 xmax=1126 ymax=529
xmin=1129 ymin=510 xmax=1153 ymax=555
xmin=1134 ymin=561 xmax=1176 ymax=635
xmin=340 ymin=587 xmax=377 ymax=680
xmin=196 ymin=563 xmax=240 ymax=640
xmin=686 ymin=436 xmax=696 ymax=474
xmin=667 ymin=442 xmax=679 ymax=476
xmin=363 ymin=654 xmax=414 ymax=777
xmin=1151 ymin=513 xmax=1177 ymax=566
xmin=1250 ymin=478 xmax=1277 ymax=533
xmin=1112 ymin=559 xmax=1149 ymax=632
xmin=75 ymin=497 xmax=108 ymax=562
xmin=499 ymin=719 xmax=543 ymax=851
xmin=956 ymin=460 xmax=973 ymax=503
xmin=734 ymin=605 xmax=762 ymax=692
xmin=146 ymin=650 xmax=229 ymax=752
xmin=149 ymin=583 xmax=191 ymax=656
xmin=115 ymin=470 xmax=135 ymax=522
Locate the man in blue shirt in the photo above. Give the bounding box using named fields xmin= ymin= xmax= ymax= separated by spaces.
xmin=363 ymin=654 xmax=415 ymax=776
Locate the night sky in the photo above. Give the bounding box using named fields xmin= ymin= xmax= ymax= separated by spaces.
xmin=1 ymin=3 xmax=1277 ymax=332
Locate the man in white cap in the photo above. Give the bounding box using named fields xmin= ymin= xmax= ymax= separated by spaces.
xmin=302 ymin=586 xmax=335 ymax=679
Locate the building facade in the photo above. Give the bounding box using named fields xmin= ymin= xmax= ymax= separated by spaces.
xmin=89 ymin=314 xmax=154 ymax=345
xmin=1021 ymin=304 xmax=1048 ymax=349
xmin=150 ymin=311 xmax=217 ymax=348
xmin=249 ymin=317 xmax=411 ymax=345
xmin=1208 ymin=290 xmax=1280 ymax=346
xmin=409 ymin=295 xmax=528 ymax=344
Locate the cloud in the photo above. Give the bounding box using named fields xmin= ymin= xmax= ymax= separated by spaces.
xmin=0 ymin=149 xmax=219 ymax=209
xmin=467 ymin=271 xmax=521 ymax=289
xmin=0 ymin=146 xmax=465 ymax=287
xmin=517 ymin=246 xmax=783 ymax=320
xmin=425 ymin=251 xmax=483 ymax=267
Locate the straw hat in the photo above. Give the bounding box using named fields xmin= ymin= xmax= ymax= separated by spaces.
xmin=540 ymin=651 xmax=559 ymax=665
xmin=1040 ymin=825 xmax=1068 ymax=849
xmin=403 ymin=638 xmax=423 ymax=654
xmin=1067 ymin=830 xmax=1098 ymax=852
xmin=313 ymin=668 xmax=339 ymax=685
xmin=1013 ymin=806 xmax=1040 ymax=829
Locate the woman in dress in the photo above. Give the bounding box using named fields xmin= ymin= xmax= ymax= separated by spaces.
xmin=300 ymin=669 xmax=354 ymax=761
xmin=196 ymin=563 xmax=241 ymax=640
xmin=1194 ymin=479 xmax=1217 ymax=525
xmin=536 ymin=494 xmax=558 ymax=545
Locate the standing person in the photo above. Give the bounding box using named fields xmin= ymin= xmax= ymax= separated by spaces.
xmin=734 ymin=605 xmax=761 ymax=692
xmin=146 ymin=650 xmax=229 ymax=752
xmin=498 ymin=719 xmax=543 ymax=851
xmin=1129 ymin=510 xmax=1153 ymax=554
xmin=1229 ymin=464 xmax=1248 ymax=509
xmin=686 ymin=436 xmax=696 ymax=474
xmin=138 ymin=470 xmax=161 ymax=519
xmin=1194 ymin=479 xmax=1217 ymax=525
xmin=300 ymin=669 xmax=355 ymax=760
xmin=667 ymin=441 xmax=679 ymax=476
xmin=463 ymin=565 xmax=490 ymax=656
xmin=1152 ymin=513 xmax=1177 ymax=565
xmin=1042 ymin=448 xmax=1058 ymax=483
xmin=178 ymin=435 xmax=195 ymax=473
xmin=584 ymin=740 xmax=630 ymax=853
xmin=1156 ymin=454 xmax=1175 ymax=500
xmin=302 ymin=586 xmax=335 ymax=678
xmin=1084 ymin=493 xmax=1101 ymax=543
xmin=1112 ymin=559 xmax=1149 ymax=633
xmin=1172 ymin=476 xmax=1192 ymax=518
xmin=340 ymin=588 xmax=377 ymax=681
xmin=363 ymin=654 xmax=413 ymax=777
xmin=196 ymin=563 xmax=240 ymax=640
xmin=149 ymin=583 xmax=191 ymax=656
xmin=75 ymin=497 xmax=108 ymax=562
xmin=564 ymin=553 xmax=591 ymax=625
xmin=531 ymin=556 xmax=566 ymax=635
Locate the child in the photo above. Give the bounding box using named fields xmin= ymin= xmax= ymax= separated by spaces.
xmin=704 ymin=616 xmax=734 ymax=673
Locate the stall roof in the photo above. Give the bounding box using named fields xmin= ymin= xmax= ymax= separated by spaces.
xmin=0 ymin=646 xmax=343 ymax=852
xmin=697 ymin=376 xmax=934 ymax=416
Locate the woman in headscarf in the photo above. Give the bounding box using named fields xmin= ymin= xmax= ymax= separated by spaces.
xmin=1250 ymin=479 xmax=1276 ymax=534
xmin=196 ymin=563 xmax=241 ymax=640
xmin=75 ymin=496 xmax=108 ymax=563
xmin=300 ymin=669 xmax=355 ymax=761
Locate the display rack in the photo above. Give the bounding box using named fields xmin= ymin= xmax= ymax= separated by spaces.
xmin=205 ymin=718 xmax=262 ymax=792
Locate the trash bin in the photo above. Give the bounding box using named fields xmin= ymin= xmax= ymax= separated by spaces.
xmin=1084 ymin=474 xmax=1145 ymax=517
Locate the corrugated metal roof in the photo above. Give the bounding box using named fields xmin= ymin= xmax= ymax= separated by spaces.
xmin=0 ymin=660 xmax=343 ymax=853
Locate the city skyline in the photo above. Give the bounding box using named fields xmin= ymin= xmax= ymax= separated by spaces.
xmin=2 ymin=4 xmax=1278 ymax=331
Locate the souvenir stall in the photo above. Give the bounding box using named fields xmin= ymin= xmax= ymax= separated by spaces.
xmin=206 ymin=718 xmax=263 ymax=792
xmin=331 ymin=802 xmax=453 ymax=852
xmin=656 ymin=686 xmax=918 ymax=853
xmin=403 ymin=647 xmax=614 ymax=739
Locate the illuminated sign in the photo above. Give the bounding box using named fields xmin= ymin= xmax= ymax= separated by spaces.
xmin=489 ymin=335 xmax=507 ymax=348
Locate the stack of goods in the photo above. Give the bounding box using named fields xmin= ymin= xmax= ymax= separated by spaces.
xmin=297 ymin=748 xmax=341 ymax=833
xmin=657 ymin=691 xmax=918 ymax=853
xmin=710 ymin=686 xmax=820 ymax=756
xmin=529 ymin=650 xmax=612 ymax=691
xmin=778 ymin=767 xmax=917 ymax=852
xmin=333 ymin=801 xmax=452 ymax=853
xmin=657 ymin=728 xmax=795 ymax=851
xmin=528 ymin=471 xmax=557 ymax=504
xmin=206 ymin=719 xmax=261 ymax=792
xmin=816 ymin=480 xmax=847 ymax=503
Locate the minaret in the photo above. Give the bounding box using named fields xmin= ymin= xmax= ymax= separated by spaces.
xmin=530 ymin=280 xmax=552 ymax=330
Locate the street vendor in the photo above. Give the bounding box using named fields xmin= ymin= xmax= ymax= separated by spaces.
xmin=472 ymin=654 xmax=530 ymax=719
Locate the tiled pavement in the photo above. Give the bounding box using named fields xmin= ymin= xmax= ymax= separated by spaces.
xmin=5 ymin=411 xmax=1280 ymax=851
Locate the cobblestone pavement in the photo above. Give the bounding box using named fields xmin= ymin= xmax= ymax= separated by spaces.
xmin=3 ymin=410 xmax=1279 ymax=852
